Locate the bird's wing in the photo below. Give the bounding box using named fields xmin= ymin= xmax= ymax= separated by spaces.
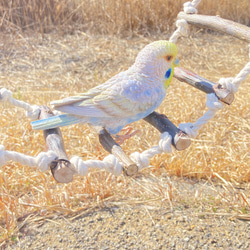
xmin=51 ymin=72 xmax=157 ymax=118
xmin=51 ymin=77 xmax=116 ymax=108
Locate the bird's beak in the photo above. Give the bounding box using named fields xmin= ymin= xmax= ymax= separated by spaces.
xmin=173 ymin=58 xmax=179 ymax=67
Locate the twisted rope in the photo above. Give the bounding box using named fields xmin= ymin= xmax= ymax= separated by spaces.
xmin=169 ymin=19 xmax=189 ymax=44
xmin=70 ymin=154 xmax=123 ymax=176
xmin=219 ymin=60 xmax=250 ymax=93
xmin=0 ymin=132 xmax=172 ymax=176
xmin=0 ymin=88 xmax=40 ymax=120
xmin=169 ymin=0 xmax=202 ymax=43
xmin=0 ymin=145 xmax=58 ymax=172
xmin=130 ymin=132 xmax=172 ymax=170
xmin=0 ymin=144 xmax=123 ymax=176
xmin=179 ymin=94 xmax=223 ymax=138
xmin=183 ymin=0 xmax=202 ymax=14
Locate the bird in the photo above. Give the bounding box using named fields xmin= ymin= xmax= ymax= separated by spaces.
xmin=31 ymin=40 xmax=179 ymax=140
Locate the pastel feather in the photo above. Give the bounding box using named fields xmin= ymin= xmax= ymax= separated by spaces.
xmin=31 ymin=40 xmax=178 ymax=134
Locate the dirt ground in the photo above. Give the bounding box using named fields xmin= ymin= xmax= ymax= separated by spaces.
xmin=5 ymin=176 xmax=250 ymax=250
xmin=6 ymin=207 xmax=250 ymax=250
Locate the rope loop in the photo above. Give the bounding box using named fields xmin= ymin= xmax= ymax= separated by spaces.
xmin=176 ymin=20 xmax=189 ymax=36
xmin=183 ymin=1 xmax=198 ymax=14
xmin=0 ymin=145 xmax=57 ymax=171
xmin=219 ymin=77 xmax=237 ymax=93
xmin=0 ymin=88 xmax=40 ymax=120
xmin=26 ymin=105 xmax=41 ymax=120
xmin=36 ymin=151 xmax=58 ymax=172
xmin=130 ymin=151 xmax=150 ymax=170
xmin=70 ymin=156 xmax=88 ymax=176
xmin=206 ymin=93 xmax=223 ymax=110
xmin=103 ymin=154 xmax=123 ymax=176
xmin=0 ymin=88 xmax=13 ymax=103
xmin=159 ymin=132 xmax=172 ymax=153
xmin=169 ymin=19 xmax=189 ymax=44
xmin=179 ymin=122 xmax=198 ymax=138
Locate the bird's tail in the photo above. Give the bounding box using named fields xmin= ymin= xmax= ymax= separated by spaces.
xmin=31 ymin=114 xmax=84 ymax=130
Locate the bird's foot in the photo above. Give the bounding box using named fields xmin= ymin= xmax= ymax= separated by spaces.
xmin=115 ymin=126 xmax=140 ymax=145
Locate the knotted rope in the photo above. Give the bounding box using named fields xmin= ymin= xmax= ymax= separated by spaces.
xmin=169 ymin=0 xmax=202 ymax=44
xmin=0 ymin=131 xmax=172 ymax=176
xmin=0 ymin=88 xmax=40 ymax=120
xmin=0 ymin=145 xmax=57 ymax=172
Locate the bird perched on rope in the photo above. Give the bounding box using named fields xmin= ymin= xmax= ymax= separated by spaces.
xmin=31 ymin=40 xmax=179 ymax=140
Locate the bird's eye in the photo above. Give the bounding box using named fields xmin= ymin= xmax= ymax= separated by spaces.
xmin=165 ymin=55 xmax=173 ymax=61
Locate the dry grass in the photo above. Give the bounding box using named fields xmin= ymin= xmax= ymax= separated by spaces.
xmin=0 ymin=0 xmax=249 ymax=35
xmin=0 ymin=0 xmax=250 ymax=245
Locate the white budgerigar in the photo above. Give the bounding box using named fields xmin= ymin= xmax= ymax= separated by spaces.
xmin=31 ymin=40 xmax=179 ymax=135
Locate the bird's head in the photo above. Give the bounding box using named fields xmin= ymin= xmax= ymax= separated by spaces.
xmin=134 ymin=40 xmax=179 ymax=88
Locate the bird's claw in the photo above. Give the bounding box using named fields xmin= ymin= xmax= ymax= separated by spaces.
xmin=115 ymin=126 xmax=140 ymax=145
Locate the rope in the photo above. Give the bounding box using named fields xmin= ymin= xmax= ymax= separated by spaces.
xmin=169 ymin=0 xmax=202 ymax=43
xmin=169 ymin=20 xmax=189 ymax=44
xmin=0 ymin=143 xmax=123 ymax=176
xmin=219 ymin=61 xmax=250 ymax=93
xmin=0 ymin=132 xmax=172 ymax=176
xmin=130 ymin=132 xmax=172 ymax=170
xmin=183 ymin=0 xmax=202 ymax=14
xmin=219 ymin=44 xmax=250 ymax=92
xmin=179 ymin=94 xmax=223 ymax=138
xmin=0 ymin=145 xmax=123 ymax=176
xmin=70 ymin=155 xmax=123 ymax=176
xmin=0 ymin=88 xmax=40 ymax=120
xmin=0 ymin=145 xmax=58 ymax=172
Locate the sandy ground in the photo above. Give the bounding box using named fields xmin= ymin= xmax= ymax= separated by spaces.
xmin=4 ymin=176 xmax=250 ymax=250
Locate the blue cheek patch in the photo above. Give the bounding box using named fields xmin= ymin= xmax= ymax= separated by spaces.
xmin=165 ymin=68 xmax=172 ymax=79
